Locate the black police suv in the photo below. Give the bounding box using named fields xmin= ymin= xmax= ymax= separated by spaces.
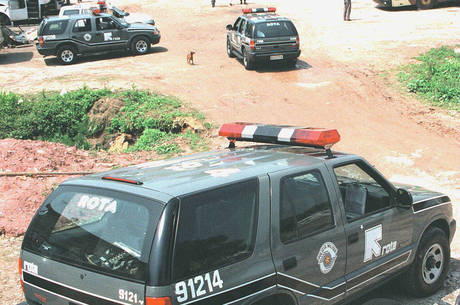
xmin=36 ymin=13 xmax=160 ymax=65
xmin=226 ymin=8 xmax=301 ymax=70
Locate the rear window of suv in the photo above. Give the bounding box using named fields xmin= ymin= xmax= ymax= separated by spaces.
xmin=42 ymin=20 xmax=69 ymax=35
xmin=173 ymin=179 xmax=259 ymax=281
xmin=22 ymin=186 xmax=164 ymax=282
xmin=255 ymin=21 xmax=297 ymax=38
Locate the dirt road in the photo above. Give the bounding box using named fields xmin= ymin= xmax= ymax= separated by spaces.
xmin=0 ymin=0 xmax=459 ymax=304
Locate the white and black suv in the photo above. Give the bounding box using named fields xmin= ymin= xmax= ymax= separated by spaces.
xmin=20 ymin=123 xmax=455 ymax=305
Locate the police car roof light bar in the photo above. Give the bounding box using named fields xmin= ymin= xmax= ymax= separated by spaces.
xmin=102 ymin=176 xmax=143 ymax=185
xmin=219 ymin=123 xmax=340 ymax=153
xmin=242 ymin=7 xmax=276 ymax=14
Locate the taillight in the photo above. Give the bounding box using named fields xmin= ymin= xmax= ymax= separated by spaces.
xmin=296 ymin=36 xmax=300 ymax=45
xmin=145 ymin=297 xmax=172 ymax=305
xmin=18 ymin=258 xmax=24 ymax=292
xmin=250 ymin=40 xmax=255 ymax=50
xmin=38 ymin=37 xmax=44 ymax=46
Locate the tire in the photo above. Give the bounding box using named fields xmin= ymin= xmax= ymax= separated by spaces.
xmin=0 ymin=13 xmax=11 ymax=26
xmin=416 ymin=0 xmax=436 ymax=9
xmin=227 ymin=39 xmax=235 ymax=58
xmin=56 ymin=45 xmax=77 ymax=65
xmin=131 ymin=36 xmax=150 ymax=55
xmin=286 ymin=59 xmax=297 ymax=68
xmin=404 ymin=227 xmax=450 ymax=297
xmin=243 ymin=48 xmax=254 ymax=70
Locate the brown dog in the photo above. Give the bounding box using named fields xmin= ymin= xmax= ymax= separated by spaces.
xmin=187 ymin=51 xmax=195 ymax=65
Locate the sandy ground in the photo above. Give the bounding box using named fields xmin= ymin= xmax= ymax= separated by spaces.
xmin=0 ymin=0 xmax=459 ymax=304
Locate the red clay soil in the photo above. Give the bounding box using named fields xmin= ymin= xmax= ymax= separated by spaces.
xmin=0 ymin=139 xmax=155 ymax=236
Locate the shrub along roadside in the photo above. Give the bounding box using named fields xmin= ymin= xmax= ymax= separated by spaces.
xmin=0 ymin=88 xmax=210 ymax=153
xmin=398 ymin=46 xmax=459 ymax=111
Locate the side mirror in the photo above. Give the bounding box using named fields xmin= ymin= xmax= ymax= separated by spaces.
xmin=396 ymin=188 xmax=413 ymax=207
xmin=226 ymin=24 xmax=233 ymax=31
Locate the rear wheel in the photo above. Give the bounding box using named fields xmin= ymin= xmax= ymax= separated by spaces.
xmin=57 ymin=45 xmax=77 ymax=65
xmin=243 ymin=48 xmax=254 ymax=70
xmin=131 ymin=36 xmax=150 ymax=55
xmin=0 ymin=13 xmax=11 ymax=25
xmin=227 ymin=38 xmax=235 ymax=58
xmin=404 ymin=227 xmax=449 ymax=297
xmin=286 ymin=59 xmax=297 ymax=68
xmin=417 ymin=0 xmax=436 ymax=9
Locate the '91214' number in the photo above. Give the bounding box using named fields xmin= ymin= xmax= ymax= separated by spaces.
xmin=175 ymin=270 xmax=224 ymax=303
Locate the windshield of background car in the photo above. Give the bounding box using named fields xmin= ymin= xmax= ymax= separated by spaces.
xmin=254 ymin=21 xmax=297 ymax=38
xmin=22 ymin=186 xmax=164 ymax=282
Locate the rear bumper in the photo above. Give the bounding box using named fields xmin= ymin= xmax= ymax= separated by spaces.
xmin=151 ymin=35 xmax=160 ymax=45
xmin=248 ymin=49 xmax=301 ymax=62
xmin=36 ymin=44 xmax=55 ymax=56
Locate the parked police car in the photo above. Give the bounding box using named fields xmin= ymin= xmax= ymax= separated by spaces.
xmin=226 ymin=8 xmax=301 ymax=70
xmin=20 ymin=123 xmax=455 ymax=305
xmin=36 ymin=13 xmax=160 ymax=65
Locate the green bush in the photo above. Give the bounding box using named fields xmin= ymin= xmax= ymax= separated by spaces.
xmin=0 ymin=88 xmax=109 ymax=148
xmin=399 ymin=46 xmax=459 ymax=110
xmin=0 ymin=88 xmax=210 ymax=153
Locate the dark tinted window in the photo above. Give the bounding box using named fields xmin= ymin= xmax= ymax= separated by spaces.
xmin=173 ymin=179 xmax=258 ymax=280
xmin=238 ymin=19 xmax=246 ymax=34
xmin=22 ymin=186 xmax=164 ymax=281
xmin=280 ymin=171 xmax=334 ymax=243
xmin=333 ymin=163 xmax=392 ymax=221
xmin=73 ymin=18 xmax=91 ymax=32
xmin=95 ymin=17 xmax=117 ymax=30
xmin=43 ymin=20 xmax=69 ymax=35
xmin=255 ymin=21 xmax=297 ymax=38
xmin=245 ymin=23 xmax=254 ymax=37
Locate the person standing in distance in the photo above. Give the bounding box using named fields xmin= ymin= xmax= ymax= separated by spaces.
xmin=344 ymin=0 xmax=351 ymax=21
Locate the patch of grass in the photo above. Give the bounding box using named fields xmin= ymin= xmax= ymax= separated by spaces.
xmin=0 ymin=87 xmax=110 ymax=149
xmin=0 ymin=88 xmax=211 ymax=153
xmin=398 ymin=46 xmax=459 ymax=111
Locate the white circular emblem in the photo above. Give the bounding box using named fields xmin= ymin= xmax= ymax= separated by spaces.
xmin=317 ymin=242 xmax=338 ymax=274
xmin=83 ymin=33 xmax=92 ymax=41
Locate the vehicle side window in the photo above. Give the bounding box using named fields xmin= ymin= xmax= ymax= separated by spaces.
xmin=43 ymin=20 xmax=69 ymax=35
xmin=95 ymin=17 xmax=117 ymax=31
xmin=233 ymin=17 xmax=241 ymax=30
xmin=333 ymin=163 xmax=392 ymax=221
xmin=238 ymin=19 xmax=247 ymax=34
xmin=73 ymin=18 xmax=92 ymax=32
xmin=280 ymin=171 xmax=334 ymax=244
xmin=245 ymin=22 xmax=253 ymax=38
xmin=9 ymin=0 xmax=25 ymax=9
xmin=173 ymin=179 xmax=258 ymax=281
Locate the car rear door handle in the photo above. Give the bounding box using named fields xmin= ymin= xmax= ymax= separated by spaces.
xmin=283 ymin=256 xmax=297 ymax=271
xmin=348 ymin=232 xmax=359 ymax=244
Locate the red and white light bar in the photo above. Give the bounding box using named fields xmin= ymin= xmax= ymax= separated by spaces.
xmin=242 ymin=7 xmax=276 ymax=14
xmin=219 ymin=123 xmax=340 ymax=148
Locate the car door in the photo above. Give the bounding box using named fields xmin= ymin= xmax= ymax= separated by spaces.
xmin=70 ymin=17 xmax=94 ymax=52
xmin=236 ymin=19 xmax=247 ymax=50
xmin=270 ymin=165 xmax=348 ymax=305
xmin=93 ymin=16 xmax=127 ymax=51
xmin=327 ymin=158 xmax=414 ymax=297
xmin=230 ymin=17 xmax=242 ymax=51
